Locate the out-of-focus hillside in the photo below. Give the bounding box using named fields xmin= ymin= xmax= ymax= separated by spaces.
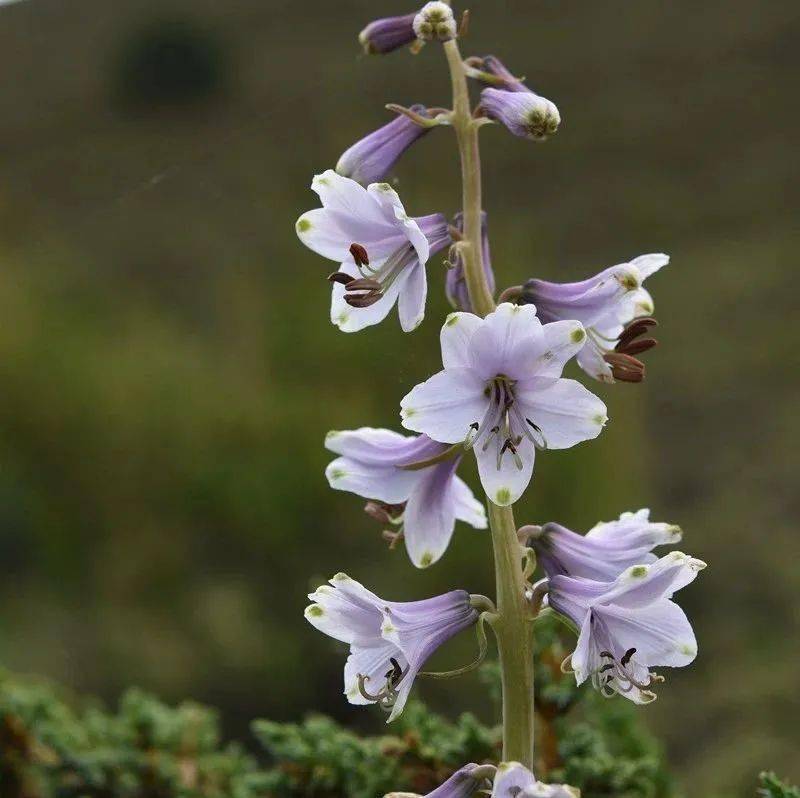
xmin=0 ymin=1 xmax=797 ymax=795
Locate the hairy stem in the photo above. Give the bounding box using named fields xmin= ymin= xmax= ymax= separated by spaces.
xmin=443 ymin=38 xmax=536 ymax=768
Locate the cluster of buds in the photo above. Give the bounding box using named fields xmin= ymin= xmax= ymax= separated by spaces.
xmin=359 ymin=2 xmax=457 ymax=55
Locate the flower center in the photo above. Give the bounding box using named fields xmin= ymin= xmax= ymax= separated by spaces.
xmin=356 ymin=656 xmax=409 ymax=713
xmin=328 ymin=242 xmax=417 ymax=308
xmin=466 ymin=377 xmax=546 ymax=470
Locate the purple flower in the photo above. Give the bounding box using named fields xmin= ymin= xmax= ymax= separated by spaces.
xmin=337 ymin=106 xmax=434 ymax=186
xmin=305 ymin=573 xmax=478 ymax=721
xmin=386 ymin=763 xmax=489 ymax=798
xmin=525 ymin=509 xmax=682 ymax=581
xmin=445 ymin=212 xmax=496 ymax=313
xmin=480 ymin=88 xmax=561 ymax=142
xmin=296 ymin=170 xmax=451 ymax=332
xmin=520 ymin=253 xmax=669 ymax=383
xmin=325 ymin=427 xmax=486 ymax=569
xmin=359 ymin=13 xmax=417 ymax=55
xmin=492 ymin=762 xmax=578 ymax=798
xmin=400 ymin=304 xmax=607 ymax=506
xmin=548 ymin=552 xmax=706 ymax=703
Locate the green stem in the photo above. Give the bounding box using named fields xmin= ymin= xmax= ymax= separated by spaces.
xmin=443 ymin=38 xmax=536 ymax=769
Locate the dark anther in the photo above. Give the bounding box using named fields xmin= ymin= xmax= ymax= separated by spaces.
xmin=603 ymin=351 xmax=646 ymax=383
xmin=526 ymin=418 xmax=542 ymax=433
xmin=349 ymin=242 xmax=370 ymax=267
xmin=612 ymin=317 xmax=659 ymax=382
xmin=328 ymin=271 xmax=355 ymax=286
xmin=345 ymin=293 xmax=383 ymax=308
xmin=600 ymin=650 xmax=614 ymax=659
xmin=599 ymin=663 xmax=615 ymax=673
xmin=364 ymin=501 xmax=404 ymax=525
xmin=500 ymin=439 xmax=517 ymax=455
xmin=617 ymin=317 xmax=657 ymax=349
xmin=621 ymin=647 xmax=637 ymax=667
xmin=622 ymin=337 xmax=658 ymax=356
xmin=385 ymin=657 xmax=404 ymax=687
xmin=345 ymin=277 xmax=382 ymax=292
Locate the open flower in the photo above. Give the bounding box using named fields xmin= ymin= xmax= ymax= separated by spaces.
xmin=445 ymin=212 xmax=496 ymax=313
xmin=520 ymin=254 xmax=669 ymax=382
xmin=296 ymin=170 xmax=450 ymax=332
xmin=325 ymin=427 xmax=486 ymax=568
xmin=337 ymin=106 xmax=435 ymax=186
xmin=492 ymin=762 xmax=578 ymax=798
xmin=385 ymin=763 xmax=489 ymax=798
xmin=305 ymin=574 xmax=478 ymax=721
xmin=524 ymin=508 xmax=682 ymax=581
xmin=400 ymin=303 xmax=607 ymax=506
xmin=548 ymin=551 xmax=706 ymax=703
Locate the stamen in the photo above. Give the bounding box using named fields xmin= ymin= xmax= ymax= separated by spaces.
xmin=328 ymin=271 xmax=355 ymax=286
xmin=345 ymin=277 xmax=382 ymax=292
xmin=618 ymin=337 xmax=658 ymax=356
xmin=616 ymin=317 xmax=657 ymax=349
xmin=349 ymin=242 xmax=370 ymax=267
xmin=344 ymin=292 xmax=383 ymax=308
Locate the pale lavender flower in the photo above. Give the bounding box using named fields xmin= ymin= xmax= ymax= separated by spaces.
xmin=359 ymin=13 xmax=418 ymax=55
xmin=520 ymin=253 xmax=669 ymax=383
xmin=325 ymin=427 xmax=486 ymax=569
xmin=296 ymin=170 xmax=451 ymax=332
xmin=526 ymin=508 xmax=682 ymax=581
xmin=385 ymin=763 xmax=489 ymax=798
xmin=305 ymin=573 xmax=478 ymax=721
xmin=337 ymin=106 xmax=434 ymax=186
xmin=401 ymin=304 xmax=607 ymax=506
xmin=492 ymin=762 xmax=578 ymax=798
xmin=549 ymin=551 xmax=706 ymax=703
xmin=445 ymin=212 xmax=496 ymax=313
xmin=480 ymin=88 xmax=561 ymax=142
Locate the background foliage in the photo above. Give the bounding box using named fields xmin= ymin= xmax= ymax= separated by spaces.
xmin=0 ymin=1 xmax=797 ymax=796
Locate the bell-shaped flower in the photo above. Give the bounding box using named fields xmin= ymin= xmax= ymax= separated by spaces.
xmin=337 ymin=106 xmax=435 ymax=186
xmin=400 ymin=303 xmax=607 ymax=506
xmin=524 ymin=508 xmax=682 ymax=581
xmin=305 ymin=573 xmax=479 ymax=721
xmin=445 ymin=211 xmax=496 ymax=313
xmin=296 ymin=170 xmax=451 ymax=332
xmin=359 ymin=12 xmax=418 ymax=55
xmin=325 ymin=427 xmax=486 ymax=568
xmin=548 ymin=551 xmax=706 ymax=703
xmin=492 ymin=762 xmax=578 ymax=798
xmin=384 ymin=763 xmax=490 ymax=798
xmin=520 ymin=253 xmax=669 ymax=383
xmin=480 ymin=88 xmax=561 ymax=142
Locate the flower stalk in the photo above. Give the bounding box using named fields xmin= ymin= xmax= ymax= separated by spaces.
xmin=443 ymin=37 xmax=535 ymax=768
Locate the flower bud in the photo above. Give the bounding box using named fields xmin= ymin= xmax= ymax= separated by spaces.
xmin=336 ymin=106 xmax=434 ymax=186
xmin=413 ymin=2 xmax=457 ymax=43
xmin=466 ymin=55 xmax=527 ymax=92
xmin=359 ymin=13 xmax=417 ymax=55
xmin=480 ymin=87 xmax=560 ymax=142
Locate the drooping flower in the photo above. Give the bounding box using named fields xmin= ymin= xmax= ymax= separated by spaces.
xmin=359 ymin=13 xmax=418 ymax=55
xmin=337 ymin=107 xmax=435 ymax=186
xmin=296 ymin=170 xmax=451 ymax=332
xmin=492 ymin=762 xmax=578 ymax=798
xmin=400 ymin=303 xmax=607 ymax=506
xmin=305 ymin=573 xmax=478 ymax=721
xmin=523 ymin=508 xmax=682 ymax=581
xmin=548 ymin=551 xmax=706 ymax=703
xmin=480 ymin=88 xmax=561 ymax=142
xmin=385 ymin=763 xmax=490 ymax=798
xmin=445 ymin=212 xmax=496 ymax=313
xmin=413 ymin=1 xmax=457 ymax=42
xmin=519 ymin=253 xmax=669 ymax=383
xmin=325 ymin=427 xmax=486 ymax=568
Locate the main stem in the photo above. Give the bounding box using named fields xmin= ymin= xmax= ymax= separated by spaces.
xmin=444 ymin=38 xmax=536 ymax=769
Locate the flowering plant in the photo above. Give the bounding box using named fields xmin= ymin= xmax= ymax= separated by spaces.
xmin=297 ymin=2 xmax=704 ymax=793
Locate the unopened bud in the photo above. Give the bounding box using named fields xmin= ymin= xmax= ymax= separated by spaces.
xmin=413 ymin=2 xmax=457 ymax=43
xmin=481 ymin=88 xmax=560 ymax=142
xmin=359 ymin=13 xmax=417 ymax=55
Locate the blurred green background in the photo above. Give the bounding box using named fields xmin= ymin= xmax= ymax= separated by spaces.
xmin=0 ymin=0 xmax=797 ymax=795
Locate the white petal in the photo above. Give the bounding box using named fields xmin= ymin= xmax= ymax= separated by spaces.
xmin=400 ymin=368 xmax=488 ymax=444
xmin=475 ymin=434 xmax=535 ymax=506
xmin=576 ymin=338 xmax=614 ymax=383
xmin=595 ymin=599 xmax=698 ymax=668
xmin=305 ymin=576 xmax=383 ymax=646
xmin=330 ymin=261 xmax=405 ymax=333
xmin=468 ymin=303 xmax=545 ymax=381
xmin=312 ymin=170 xmax=388 ymax=227
xmin=492 ymin=762 xmax=537 ymax=798
xmin=343 ymin=642 xmax=404 ymax=705
xmin=533 ymin=320 xmax=588 ymax=378
xmin=367 ymin=182 xmax=430 ymax=262
xmin=441 ymin=312 xmax=483 ymax=369
xmin=452 ymin=475 xmax=488 ymax=529
xmin=397 ymin=262 xmax=427 ymax=332
xmin=630 ymin=252 xmax=669 ymax=281
xmin=402 ymin=462 xmax=459 ymax=568
xmin=569 ymin=613 xmax=595 ymax=686
xmin=325 ymin=456 xmax=420 ymax=504
xmin=296 ymin=208 xmax=351 ymax=262
xmin=517 ymin=378 xmax=607 ymax=450
xmin=324 ymin=427 xmax=416 ymax=459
